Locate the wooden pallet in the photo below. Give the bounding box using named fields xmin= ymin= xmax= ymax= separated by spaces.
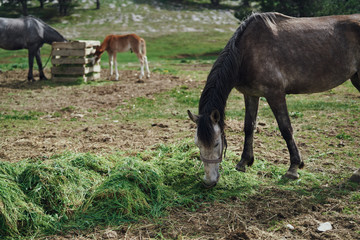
xmin=51 ymin=40 xmax=101 ymax=82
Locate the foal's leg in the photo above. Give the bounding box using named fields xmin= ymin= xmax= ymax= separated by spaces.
xmin=108 ymin=52 xmax=113 ymax=78
xmin=236 ymin=95 xmax=259 ymax=172
xmin=266 ymin=94 xmax=304 ymax=179
xmin=137 ymin=53 xmax=145 ymax=80
xmin=144 ymin=56 xmax=150 ymax=78
xmin=113 ymin=53 xmax=119 ymax=80
xmin=35 ymin=48 xmax=47 ymax=80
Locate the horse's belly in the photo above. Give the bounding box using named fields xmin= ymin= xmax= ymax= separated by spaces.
xmin=0 ymin=44 xmax=24 ymax=50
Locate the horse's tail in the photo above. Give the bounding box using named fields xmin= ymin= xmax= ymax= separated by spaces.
xmin=140 ymin=38 xmax=147 ymax=56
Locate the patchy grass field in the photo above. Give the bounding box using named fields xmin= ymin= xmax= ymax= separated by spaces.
xmin=0 ymin=0 xmax=360 ymax=239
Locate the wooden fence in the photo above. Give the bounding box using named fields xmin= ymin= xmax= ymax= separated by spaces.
xmin=51 ymin=40 xmax=101 ymax=82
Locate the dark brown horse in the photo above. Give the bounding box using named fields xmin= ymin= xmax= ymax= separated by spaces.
xmin=188 ymin=12 xmax=360 ymax=188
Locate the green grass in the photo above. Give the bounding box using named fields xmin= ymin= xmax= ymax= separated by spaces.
xmin=0 ymin=140 xmax=358 ymax=238
xmin=0 ymin=110 xmax=45 ymax=121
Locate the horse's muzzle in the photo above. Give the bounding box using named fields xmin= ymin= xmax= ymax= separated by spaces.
xmin=202 ymin=173 xmax=220 ymax=188
xmin=203 ymin=181 xmax=217 ymax=188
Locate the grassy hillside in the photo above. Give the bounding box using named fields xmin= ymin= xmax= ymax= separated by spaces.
xmin=0 ymin=0 xmax=239 ymax=71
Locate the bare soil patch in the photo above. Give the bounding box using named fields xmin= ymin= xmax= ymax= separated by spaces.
xmin=0 ymin=68 xmax=199 ymax=162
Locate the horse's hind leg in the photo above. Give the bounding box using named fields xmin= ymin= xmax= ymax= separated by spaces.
xmin=266 ymin=94 xmax=304 ymax=179
xmin=350 ymin=72 xmax=360 ymax=183
xmin=144 ymin=56 xmax=150 ymax=78
xmin=350 ymin=168 xmax=360 ymax=183
xmin=35 ymin=48 xmax=47 ymax=80
xmin=236 ymin=95 xmax=259 ymax=172
xmin=137 ymin=53 xmax=145 ymax=80
xmin=27 ymin=48 xmax=35 ymax=81
xmin=351 ymin=73 xmax=360 ymax=92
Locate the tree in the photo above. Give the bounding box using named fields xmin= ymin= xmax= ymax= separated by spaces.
xmin=18 ymin=0 xmax=28 ymax=16
xmin=210 ymin=0 xmax=220 ymax=6
xmin=39 ymin=0 xmax=45 ymax=8
xmin=235 ymin=0 xmax=360 ymax=20
xmin=58 ymin=0 xmax=72 ymax=16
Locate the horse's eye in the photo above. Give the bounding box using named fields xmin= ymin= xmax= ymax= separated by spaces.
xmin=214 ymin=142 xmax=219 ymax=148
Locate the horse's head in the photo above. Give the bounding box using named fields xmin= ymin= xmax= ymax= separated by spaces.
xmin=188 ymin=109 xmax=227 ymax=188
xmin=92 ymin=46 xmax=103 ymax=65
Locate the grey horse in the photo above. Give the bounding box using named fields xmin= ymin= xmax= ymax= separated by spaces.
xmin=188 ymin=12 xmax=360 ymax=188
xmin=0 ymin=16 xmax=67 ymax=81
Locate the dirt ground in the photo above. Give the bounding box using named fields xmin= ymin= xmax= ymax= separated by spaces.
xmin=0 ymin=68 xmax=199 ymax=162
xmin=1 ymin=68 xmax=360 ymax=239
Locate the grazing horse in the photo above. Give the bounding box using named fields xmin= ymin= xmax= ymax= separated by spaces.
xmin=93 ymin=34 xmax=150 ymax=80
xmin=0 ymin=16 xmax=67 ymax=81
xmin=187 ymin=12 xmax=360 ymax=188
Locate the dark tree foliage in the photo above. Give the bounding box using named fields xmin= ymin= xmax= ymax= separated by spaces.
xmin=18 ymin=0 xmax=28 ymax=16
xmin=210 ymin=0 xmax=221 ymax=6
xmin=39 ymin=0 xmax=44 ymax=8
xmin=259 ymin=0 xmax=318 ymax=17
xmin=317 ymin=0 xmax=360 ymax=16
xmin=235 ymin=0 xmax=360 ymax=20
xmin=2 ymin=0 xmax=79 ymax=17
xmin=58 ymin=0 xmax=73 ymax=16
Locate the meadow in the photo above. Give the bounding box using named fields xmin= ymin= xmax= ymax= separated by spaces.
xmin=0 ymin=0 xmax=359 ymax=239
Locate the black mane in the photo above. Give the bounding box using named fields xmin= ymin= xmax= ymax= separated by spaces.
xmin=26 ymin=16 xmax=67 ymax=43
xmin=197 ymin=12 xmax=276 ymax=147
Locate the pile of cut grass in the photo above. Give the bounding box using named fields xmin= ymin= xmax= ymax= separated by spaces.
xmin=0 ymin=162 xmax=55 ymax=238
xmin=0 ymin=141 xmax=335 ymax=239
xmin=78 ymin=158 xmax=168 ymax=227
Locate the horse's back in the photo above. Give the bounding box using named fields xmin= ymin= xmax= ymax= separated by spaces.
xmin=238 ymin=13 xmax=360 ymax=96
xmin=0 ymin=17 xmax=28 ymax=50
xmin=104 ymin=34 xmax=143 ymax=53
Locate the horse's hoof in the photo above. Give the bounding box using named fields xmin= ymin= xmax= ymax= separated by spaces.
xmin=349 ymin=172 xmax=360 ymax=183
xmin=235 ymin=163 xmax=246 ymax=172
xmin=40 ymin=76 xmax=48 ymax=81
xmin=146 ymin=74 xmax=150 ymax=79
xmin=284 ymin=171 xmax=299 ymax=180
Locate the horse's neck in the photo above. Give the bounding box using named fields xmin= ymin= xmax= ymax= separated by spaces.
xmin=43 ymin=25 xmax=65 ymax=43
xmin=199 ymin=77 xmax=233 ymax=120
xmin=199 ymin=46 xmax=239 ymax=117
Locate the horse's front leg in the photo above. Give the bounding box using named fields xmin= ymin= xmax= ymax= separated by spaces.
xmin=108 ymin=52 xmax=113 ymax=79
xmin=35 ymin=48 xmax=47 ymax=80
xmin=266 ymin=94 xmax=304 ymax=179
xmin=236 ymin=95 xmax=259 ymax=172
xmin=27 ymin=49 xmax=35 ymax=82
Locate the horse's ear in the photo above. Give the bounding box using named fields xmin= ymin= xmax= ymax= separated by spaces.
xmin=210 ymin=109 xmax=220 ymax=124
xmin=187 ymin=110 xmax=199 ymax=124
